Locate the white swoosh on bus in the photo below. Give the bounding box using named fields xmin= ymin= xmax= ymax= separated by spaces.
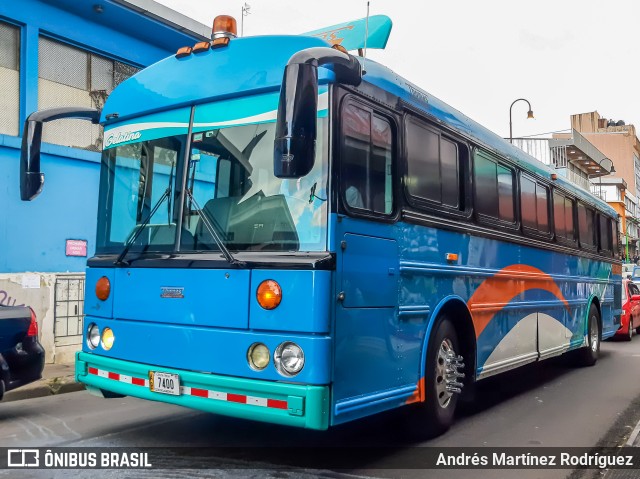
xmin=193 ymin=91 xmax=329 ymax=129
xmin=104 ymin=92 xmax=329 ymax=136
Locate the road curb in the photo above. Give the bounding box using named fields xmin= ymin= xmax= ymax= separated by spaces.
xmin=2 ymin=377 xmax=85 ymax=403
xmin=626 ymin=417 xmax=640 ymax=447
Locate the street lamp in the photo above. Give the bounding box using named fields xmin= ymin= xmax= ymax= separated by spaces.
xmin=509 ymin=98 xmax=534 ymax=144
xmin=590 ymin=157 xmax=616 ymax=199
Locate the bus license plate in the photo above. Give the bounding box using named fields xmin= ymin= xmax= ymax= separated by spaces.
xmin=149 ymin=371 xmax=180 ymax=396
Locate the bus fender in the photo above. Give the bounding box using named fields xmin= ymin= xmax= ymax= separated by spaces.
xmin=584 ymin=294 xmax=601 ymax=340
xmin=417 ymin=295 xmax=476 ymax=386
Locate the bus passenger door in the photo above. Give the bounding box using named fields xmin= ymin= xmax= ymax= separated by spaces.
xmin=332 ymin=98 xmax=407 ymax=424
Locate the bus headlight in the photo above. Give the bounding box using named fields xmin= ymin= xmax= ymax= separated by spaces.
xmin=274 ymin=341 xmax=304 ymax=377
xmin=87 ymin=323 xmax=100 ymax=349
xmin=101 ymin=327 xmax=115 ymax=350
xmin=247 ymin=343 xmax=270 ymax=371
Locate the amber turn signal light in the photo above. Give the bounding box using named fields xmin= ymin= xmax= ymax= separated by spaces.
xmin=96 ymin=276 xmax=111 ymax=301
xmin=256 ymin=280 xmax=282 ymax=310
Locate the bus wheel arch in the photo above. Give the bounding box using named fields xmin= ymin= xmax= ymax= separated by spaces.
xmin=421 ymin=297 xmax=476 ymax=391
xmin=574 ymin=298 xmax=601 ymax=367
xmin=411 ymin=297 xmax=476 ymax=437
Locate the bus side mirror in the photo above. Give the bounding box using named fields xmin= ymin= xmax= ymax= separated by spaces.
xmin=20 ymin=107 xmax=101 ymax=201
xmin=274 ymin=63 xmax=318 ymax=178
xmin=274 ymin=47 xmax=362 ymax=179
xmin=20 ymin=120 xmax=45 ymax=201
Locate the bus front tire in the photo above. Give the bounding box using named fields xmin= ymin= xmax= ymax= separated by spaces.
xmin=574 ymin=305 xmax=600 ymax=367
xmin=411 ymin=316 xmax=463 ymax=438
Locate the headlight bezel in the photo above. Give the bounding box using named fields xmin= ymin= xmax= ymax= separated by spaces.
xmin=87 ymin=323 xmax=100 ymax=349
xmin=274 ymin=341 xmax=305 ymax=377
xmin=247 ymin=342 xmax=270 ymax=371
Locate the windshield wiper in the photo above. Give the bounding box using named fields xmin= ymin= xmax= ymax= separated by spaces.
xmin=184 ymin=188 xmax=244 ymax=266
xmin=114 ymin=186 xmax=172 ymax=266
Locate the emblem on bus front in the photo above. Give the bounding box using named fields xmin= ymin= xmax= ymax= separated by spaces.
xmin=160 ymin=287 xmax=184 ymax=299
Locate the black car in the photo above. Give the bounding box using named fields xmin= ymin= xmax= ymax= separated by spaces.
xmin=0 ymin=304 xmax=45 ymax=399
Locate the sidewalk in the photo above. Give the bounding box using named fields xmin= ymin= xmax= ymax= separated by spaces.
xmin=2 ymin=362 xmax=84 ymax=402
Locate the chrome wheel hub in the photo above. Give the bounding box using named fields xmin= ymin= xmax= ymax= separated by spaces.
xmin=590 ymin=318 xmax=599 ymax=352
xmin=435 ymin=339 xmax=465 ymax=408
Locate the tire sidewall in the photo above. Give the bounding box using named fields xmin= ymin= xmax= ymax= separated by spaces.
xmin=424 ymin=316 xmax=460 ymax=430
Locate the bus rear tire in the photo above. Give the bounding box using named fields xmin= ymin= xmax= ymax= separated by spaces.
xmin=410 ymin=315 xmax=463 ymax=438
xmin=574 ymin=304 xmax=600 ymax=367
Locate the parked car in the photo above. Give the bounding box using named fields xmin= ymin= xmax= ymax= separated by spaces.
xmin=616 ymin=280 xmax=640 ymax=341
xmin=0 ymin=304 xmax=45 ymax=399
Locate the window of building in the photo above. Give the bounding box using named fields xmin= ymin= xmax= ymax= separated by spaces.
xmin=553 ymin=191 xmax=575 ymax=242
xmin=577 ymin=202 xmax=595 ymax=248
xmin=341 ymin=101 xmax=394 ymax=215
xmin=38 ymin=37 xmax=140 ymax=150
xmin=405 ymin=116 xmax=465 ymax=210
xmin=0 ymin=21 xmax=20 ymax=136
xmin=474 ymin=151 xmax=514 ymax=223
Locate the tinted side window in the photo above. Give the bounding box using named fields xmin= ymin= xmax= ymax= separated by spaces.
xmin=565 ymin=197 xmax=575 ymax=241
xmin=405 ymin=117 xmax=462 ymax=209
xmin=612 ymin=218 xmax=619 ymax=256
xmin=578 ymin=202 xmax=595 ymax=248
xmin=341 ymin=102 xmax=393 ymax=215
xmin=598 ymin=214 xmax=612 ymax=255
xmin=521 ymin=174 xmax=549 ymax=234
xmin=553 ymin=191 xmax=566 ymax=238
xmin=474 ymin=151 xmax=514 ymax=223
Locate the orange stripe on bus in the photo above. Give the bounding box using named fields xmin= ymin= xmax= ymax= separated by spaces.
xmin=467 ymin=264 xmax=569 ymax=339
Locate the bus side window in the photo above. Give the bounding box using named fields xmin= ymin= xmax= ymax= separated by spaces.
xmin=341 ymin=101 xmax=393 ymax=215
xmin=578 ymin=202 xmax=596 ymax=249
xmin=597 ymin=214 xmax=612 ymax=256
xmin=611 ymin=218 xmax=619 ymax=257
xmin=405 ymin=116 xmax=465 ymax=211
xmin=553 ymin=191 xmax=576 ymax=243
xmin=521 ymin=174 xmax=550 ymax=235
xmin=473 ymin=151 xmax=515 ymax=224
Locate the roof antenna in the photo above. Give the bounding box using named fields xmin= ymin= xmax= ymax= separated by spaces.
xmin=362 ymin=1 xmax=370 ymax=74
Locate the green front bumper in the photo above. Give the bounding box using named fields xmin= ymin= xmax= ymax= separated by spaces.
xmin=76 ymin=352 xmax=330 ymax=430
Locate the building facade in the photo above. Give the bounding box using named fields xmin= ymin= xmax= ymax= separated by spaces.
xmin=0 ymin=0 xmax=208 ymax=362
xmin=570 ymin=112 xmax=640 ymax=259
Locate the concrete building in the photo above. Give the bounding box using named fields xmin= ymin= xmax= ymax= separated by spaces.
xmin=0 ymin=0 xmax=209 ymax=362
xmin=569 ymin=112 xmax=640 ymax=258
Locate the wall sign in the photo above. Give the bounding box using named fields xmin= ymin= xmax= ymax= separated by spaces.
xmin=66 ymin=239 xmax=88 ymax=257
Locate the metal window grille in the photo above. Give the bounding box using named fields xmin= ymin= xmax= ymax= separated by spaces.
xmin=38 ymin=37 xmax=140 ymax=151
xmin=54 ymin=275 xmax=85 ymax=345
xmin=0 ymin=21 xmax=20 ymax=136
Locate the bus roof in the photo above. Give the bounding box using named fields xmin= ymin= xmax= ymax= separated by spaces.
xmin=102 ymin=29 xmax=616 ymax=218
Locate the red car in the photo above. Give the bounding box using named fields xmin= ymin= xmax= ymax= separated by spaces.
xmin=617 ymin=280 xmax=640 ymax=341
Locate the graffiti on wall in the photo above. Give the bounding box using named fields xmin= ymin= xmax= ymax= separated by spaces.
xmin=0 ymin=290 xmax=26 ymax=308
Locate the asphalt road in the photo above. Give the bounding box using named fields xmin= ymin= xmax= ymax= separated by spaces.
xmin=2 ymin=339 xmax=640 ymax=479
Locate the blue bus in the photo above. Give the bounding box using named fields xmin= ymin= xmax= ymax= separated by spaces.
xmin=20 ymin=14 xmax=621 ymax=437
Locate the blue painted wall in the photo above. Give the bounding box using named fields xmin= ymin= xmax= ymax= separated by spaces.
xmin=0 ymin=0 xmax=206 ymax=273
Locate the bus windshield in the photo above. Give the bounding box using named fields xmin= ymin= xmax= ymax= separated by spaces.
xmin=95 ymin=119 xmax=328 ymax=255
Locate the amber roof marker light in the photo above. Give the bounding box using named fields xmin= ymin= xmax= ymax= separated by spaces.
xmin=212 ymin=15 xmax=237 ymax=40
